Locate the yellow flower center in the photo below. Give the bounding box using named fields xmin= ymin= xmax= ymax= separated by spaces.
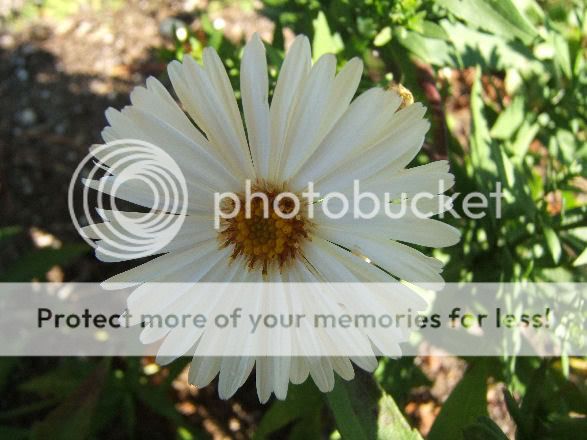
xmin=219 ymin=184 xmax=310 ymax=274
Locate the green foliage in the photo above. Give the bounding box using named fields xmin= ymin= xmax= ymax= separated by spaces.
xmin=254 ymin=380 xmax=323 ymax=439
xmin=463 ymin=416 xmax=510 ymax=440
xmin=30 ymin=359 xmax=109 ymax=440
xmin=325 ymin=371 xmax=423 ymax=440
xmin=5 ymin=0 xmax=124 ymax=29
xmin=0 ymin=243 xmax=89 ymax=282
xmin=428 ymin=360 xmax=489 ymax=440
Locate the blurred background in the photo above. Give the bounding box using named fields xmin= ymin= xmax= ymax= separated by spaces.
xmin=0 ymin=0 xmax=586 ymax=438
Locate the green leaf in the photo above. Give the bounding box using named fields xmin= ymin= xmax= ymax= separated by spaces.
xmin=0 ymin=426 xmax=29 ymax=439
xmin=438 ymin=0 xmax=538 ymax=44
xmin=396 ymin=30 xmax=454 ymax=66
xmin=573 ymin=248 xmax=587 ymax=266
xmin=554 ymin=129 xmax=577 ymax=162
xmin=491 ymin=96 xmax=525 ymax=140
xmin=325 ymin=371 xmax=422 ymax=440
xmin=543 ymin=226 xmax=562 ymax=263
xmin=463 ymin=416 xmax=509 ymax=440
xmin=0 ymin=359 xmax=17 ymax=393
xmin=548 ymin=417 xmax=587 ymax=437
xmin=0 ymin=398 xmax=61 ymax=422
xmin=503 ymin=389 xmax=524 ymax=432
xmin=18 ymin=367 xmax=87 ymax=397
xmin=428 ymin=361 xmax=489 ymax=440
xmin=514 ymin=362 xmax=549 ymax=436
xmin=375 ymin=358 xmax=430 ymax=409
xmin=134 ymin=380 xmax=208 ymax=439
xmin=288 ymin=410 xmax=322 ymax=440
xmin=0 ymin=226 xmax=21 ymax=243
xmin=551 ymin=31 xmax=572 ymax=79
xmin=440 ymin=20 xmax=535 ymax=71
xmin=326 ymin=379 xmax=372 ymax=440
xmin=377 ymin=394 xmax=423 ymax=440
xmin=312 ymin=11 xmax=343 ymax=60
xmin=31 ymin=359 xmax=109 ymax=440
xmin=421 ymin=21 xmax=449 ymax=40
xmin=374 ymin=27 xmax=392 ymax=47
xmin=254 ymin=381 xmax=322 ymax=439
xmin=469 ymin=68 xmax=504 ymax=193
xmin=0 ymin=243 xmax=89 ymax=282
xmin=510 ymin=120 xmax=539 ymax=159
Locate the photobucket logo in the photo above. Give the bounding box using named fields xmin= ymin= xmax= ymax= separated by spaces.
xmin=68 ymin=139 xmax=188 ymax=260
xmin=214 ymin=180 xmax=503 ymax=228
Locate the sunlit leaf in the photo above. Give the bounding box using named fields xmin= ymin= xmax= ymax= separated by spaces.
xmin=551 ymin=31 xmax=572 ymax=79
xmin=374 ymin=27 xmax=392 ymax=47
xmin=440 ymin=21 xmax=535 ymax=70
xmin=543 ymin=226 xmax=562 ymax=263
xmin=312 ymin=11 xmax=343 ymax=60
xmin=572 ymin=248 xmax=587 ymax=266
xmin=396 ymin=29 xmax=454 ymax=66
xmin=438 ymin=0 xmax=538 ymax=44
xmin=491 ymin=96 xmax=525 ymax=140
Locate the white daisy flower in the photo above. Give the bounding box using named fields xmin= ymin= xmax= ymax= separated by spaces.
xmin=86 ymin=33 xmax=460 ymax=402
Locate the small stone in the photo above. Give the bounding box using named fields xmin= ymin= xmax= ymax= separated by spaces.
xmin=54 ymin=122 xmax=67 ymax=135
xmin=16 ymin=108 xmax=37 ymax=126
xmin=0 ymin=34 xmax=15 ymax=49
xmin=16 ymin=68 xmax=28 ymax=81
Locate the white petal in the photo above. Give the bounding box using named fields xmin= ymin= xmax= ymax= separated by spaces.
xmin=189 ymin=356 xmax=222 ymax=388
xmin=168 ymin=57 xmax=254 ymax=179
xmin=128 ymin=76 xmax=210 ymax=152
xmin=241 ymin=33 xmax=271 ymax=179
xmin=104 ymin=106 xmax=240 ymax=192
xmin=308 ymin=357 xmax=335 ymax=392
xmin=363 ymin=160 xmax=455 ymax=197
xmin=218 ymin=356 xmax=255 ymax=400
xmin=313 ymin=201 xmax=461 ymax=248
xmin=316 ymin=57 xmax=364 ymax=144
xmin=281 ymin=54 xmax=337 ymax=180
xmin=82 ymin=176 xmax=207 ymax=213
xmin=313 ymin=119 xmax=430 ymax=194
xmin=314 ymin=228 xmax=445 ymax=285
xmin=331 ymin=357 xmax=355 ymax=381
xmin=101 ymin=239 xmax=223 ymax=288
xmin=268 ymin=35 xmax=311 ymax=182
xmin=306 ymin=237 xmax=392 ymax=282
xmin=202 ymin=48 xmax=250 ymax=158
xmin=291 ymin=88 xmax=398 ymax=189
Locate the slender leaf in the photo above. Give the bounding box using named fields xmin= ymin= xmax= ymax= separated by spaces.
xmin=573 ymin=248 xmax=587 ymax=266
xmin=31 ymin=359 xmax=109 ymax=440
xmin=326 ymin=371 xmax=422 ymax=440
xmin=543 ymin=226 xmax=562 ymax=264
xmin=254 ymin=381 xmax=322 ymax=439
xmin=463 ymin=416 xmax=510 ymax=440
xmin=428 ymin=361 xmax=489 ymax=440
